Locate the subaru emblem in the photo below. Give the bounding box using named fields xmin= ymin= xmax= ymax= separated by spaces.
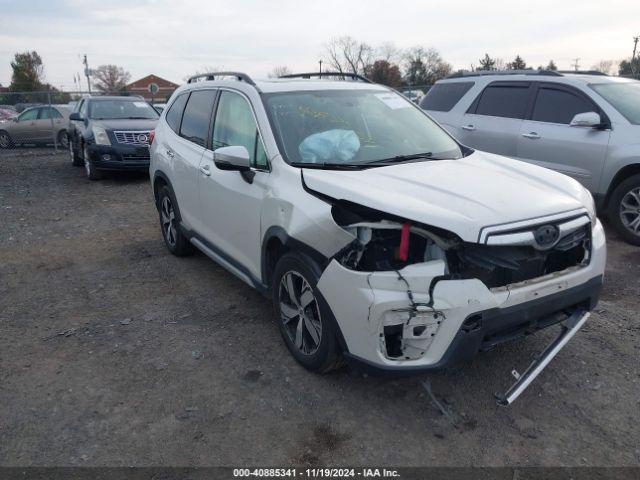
xmin=534 ymin=224 xmax=560 ymax=249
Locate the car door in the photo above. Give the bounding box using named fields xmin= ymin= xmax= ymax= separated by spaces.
xmin=198 ymin=89 xmax=270 ymax=280
xmin=517 ymin=83 xmax=610 ymax=192
xmin=11 ymin=107 xmax=40 ymax=144
xmin=163 ymin=90 xmax=216 ymax=232
xmin=458 ymin=81 xmax=533 ymax=157
xmin=38 ymin=106 xmax=64 ymax=143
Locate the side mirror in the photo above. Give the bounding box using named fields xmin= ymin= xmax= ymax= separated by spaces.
xmin=213 ymin=146 xmax=251 ymax=171
xmin=570 ymin=111 xmax=601 ymax=128
xmin=69 ymin=112 xmax=82 ymax=121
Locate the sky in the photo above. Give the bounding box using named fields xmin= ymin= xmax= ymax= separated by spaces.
xmin=0 ymin=0 xmax=638 ymax=90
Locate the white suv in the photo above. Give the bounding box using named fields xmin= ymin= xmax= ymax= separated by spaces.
xmin=421 ymin=70 xmax=640 ymax=244
xmin=150 ymin=72 xmax=605 ymax=403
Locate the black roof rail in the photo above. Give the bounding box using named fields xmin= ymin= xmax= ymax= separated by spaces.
xmin=557 ymin=70 xmax=608 ymax=76
xmin=187 ymin=71 xmax=256 ymax=86
xmin=446 ymin=69 xmax=562 ymax=79
xmin=279 ymin=72 xmax=371 ymax=83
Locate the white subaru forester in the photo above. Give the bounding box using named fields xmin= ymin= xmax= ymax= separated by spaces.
xmin=149 ymin=72 xmax=606 ymax=404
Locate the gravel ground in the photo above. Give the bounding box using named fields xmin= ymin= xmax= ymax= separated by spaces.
xmin=0 ymin=151 xmax=638 ymax=467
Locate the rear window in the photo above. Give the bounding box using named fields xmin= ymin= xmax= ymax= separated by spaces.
xmin=472 ymin=84 xmax=530 ymax=119
xmin=420 ymin=82 xmax=474 ymax=112
xmin=532 ymin=87 xmax=593 ymax=124
xmin=179 ymin=90 xmax=217 ymax=147
xmin=165 ymin=93 xmax=188 ymax=134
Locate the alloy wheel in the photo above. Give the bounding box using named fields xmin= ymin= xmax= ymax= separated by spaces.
xmin=59 ymin=133 xmax=69 ymax=149
xmin=620 ymin=187 xmax=640 ymax=237
xmin=84 ymin=147 xmax=91 ymax=177
xmin=161 ymin=196 xmax=177 ymax=247
xmin=278 ymin=271 xmax=322 ymax=355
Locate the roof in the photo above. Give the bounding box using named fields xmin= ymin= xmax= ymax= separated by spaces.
xmin=87 ymin=95 xmax=146 ymax=101
xmin=438 ymin=71 xmax=633 ymax=85
xmin=126 ymin=74 xmax=179 ymax=89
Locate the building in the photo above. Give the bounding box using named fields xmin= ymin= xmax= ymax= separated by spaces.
xmin=125 ymin=74 xmax=179 ymax=102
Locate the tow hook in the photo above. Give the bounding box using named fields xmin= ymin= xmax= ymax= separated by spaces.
xmin=495 ymin=310 xmax=590 ymax=406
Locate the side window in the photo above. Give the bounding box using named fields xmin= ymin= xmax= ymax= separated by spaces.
xmin=532 ymin=87 xmax=594 ymax=124
xmin=39 ymin=107 xmax=62 ymax=120
xmin=212 ymin=91 xmax=268 ymax=169
xmin=79 ymin=100 xmax=88 ymax=118
xmin=179 ymin=90 xmax=217 ymax=147
xmin=473 ymin=84 xmax=530 ymax=119
xmin=18 ymin=108 xmax=39 ymax=121
xmin=420 ymin=82 xmax=474 ymax=112
xmin=165 ymin=93 xmax=188 ymax=134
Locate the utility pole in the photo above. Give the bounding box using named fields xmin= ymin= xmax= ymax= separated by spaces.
xmin=319 ymin=59 xmax=322 ymax=77
xmin=83 ymin=54 xmax=92 ymax=93
xmin=632 ymin=36 xmax=639 ymax=76
xmin=570 ymin=57 xmax=581 ymax=71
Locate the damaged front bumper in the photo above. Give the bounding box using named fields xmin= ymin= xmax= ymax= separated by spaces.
xmin=316 ymin=219 xmax=606 ymax=374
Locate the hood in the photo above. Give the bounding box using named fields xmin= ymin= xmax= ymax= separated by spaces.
xmin=93 ymin=118 xmax=158 ymax=130
xmin=302 ymin=150 xmax=593 ymax=243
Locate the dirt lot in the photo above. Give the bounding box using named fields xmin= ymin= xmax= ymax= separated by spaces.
xmin=0 ymin=151 xmax=638 ymax=467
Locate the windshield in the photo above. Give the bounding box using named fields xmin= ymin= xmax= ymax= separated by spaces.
xmin=590 ymin=82 xmax=640 ymax=125
xmin=89 ymin=100 xmax=159 ymax=120
xmin=263 ymin=89 xmax=462 ymax=166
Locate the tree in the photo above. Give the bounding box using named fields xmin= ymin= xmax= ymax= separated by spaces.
xmin=545 ymin=60 xmax=558 ymax=71
xmin=377 ymin=42 xmax=402 ymax=64
xmin=508 ymin=55 xmax=527 ymax=70
xmin=10 ymin=51 xmax=44 ymax=91
xmin=92 ymin=65 xmax=131 ymax=94
xmin=591 ymin=60 xmax=614 ymax=75
xmin=268 ymin=66 xmax=292 ymax=78
xmin=619 ymin=58 xmax=640 ymax=76
xmin=325 ymin=36 xmax=373 ymax=75
xmin=364 ymin=60 xmax=402 ymax=87
xmin=403 ymin=47 xmax=452 ymax=85
xmin=478 ymin=53 xmax=496 ymax=71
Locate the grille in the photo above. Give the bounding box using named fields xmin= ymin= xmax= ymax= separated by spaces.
xmin=114 ymin=130 xmax=150 ymax=146
xmin=122 ymin=152 xmax=150 ymax=162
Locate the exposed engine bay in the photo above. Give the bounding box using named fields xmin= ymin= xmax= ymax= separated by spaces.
xmin=330 ymin=201 xmax=592 ymax=361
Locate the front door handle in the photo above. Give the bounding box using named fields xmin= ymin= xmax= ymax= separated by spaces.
xmin=199 ymin=164 xmax=211 ymax=176
xmin=522 ymin=132 xmax=541 ymax=139
xmin=461 ymin=124 xmax=476 ymax=131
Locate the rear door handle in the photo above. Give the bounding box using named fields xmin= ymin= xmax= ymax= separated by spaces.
xmin=199 ymin=164 xmax=211 ymax=176
xmin=522 ymin=132 xmax=541 ymax=139
xmin=461 ymin=124 xmax=476 ymax=131
xmin=166 ymin=149 xmax=175 ymax=158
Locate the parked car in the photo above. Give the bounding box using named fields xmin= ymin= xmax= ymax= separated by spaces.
xmin=148 ymin=72 xmax=605 ymax=403
xmin=421 ymin=70 xmax=640 ymax=245
xmin=67 ymin=96 xmax=159 ymax=180
xmin=402 ymin=89 xmax=425 ymax=103
xmin=0 ymin=105 xmax=70 ymax=149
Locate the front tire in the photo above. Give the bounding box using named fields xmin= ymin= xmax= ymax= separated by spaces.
xmin=157 ymin=185 xmax=193 ymax=256
xmin=272 ymin=252 xmax=342 ymax=373
xmin=58 ymin=130 xmax=69 ymax=149
xmin=0 ymin=130 xmax=14 ymax=149
xmin=69 ymin=138 xmax=82 ymax=166
xmin=83 ymin=144 xmax=102 ymax=180
xmin=608 ymin=174 xmax=640 ymax=246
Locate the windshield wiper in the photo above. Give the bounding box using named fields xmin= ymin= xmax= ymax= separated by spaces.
xmin=290 ymin=162 xmax=366 ymax=170
xmin=367 ymin=152 xmax=434 ymax=165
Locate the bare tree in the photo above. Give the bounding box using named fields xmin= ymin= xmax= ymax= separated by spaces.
xmin=268 ymin=66 xmax=292 ymax=78
xmin=377 ymin=42 xmax=402 ymax=64
xmin=591 ymin=60 xmax=614 ymax=75
xmin=92 ymin=65 xmax=131 ymax=94
xmin=325 ymin=36 xmax=373 ymax=75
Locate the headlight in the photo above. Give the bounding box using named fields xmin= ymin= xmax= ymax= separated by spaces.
xmin=92 ymin=126 xmax=111 ymax=146
xmin=584 ymin=188 xmax=596 ymax=222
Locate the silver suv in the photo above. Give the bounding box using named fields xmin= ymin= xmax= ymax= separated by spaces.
xmin=421 ymin=70 xmax=640 ymax=245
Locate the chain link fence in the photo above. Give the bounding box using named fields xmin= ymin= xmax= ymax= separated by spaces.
xmin=0 ymin=90 xmax=90 ymax=158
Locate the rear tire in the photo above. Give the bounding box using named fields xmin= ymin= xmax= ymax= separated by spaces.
xmin=272 ymin=252 xmax=342 ymax=373
xmin=157 ymin=185 xmax=193 ymax=256
xmin=83 ymin=144 xmax=102 ymax=180
xmin=58 ymin=130 xmax=69 ymax=149
xmin=608 ymin=174 xmax=640 ymax=246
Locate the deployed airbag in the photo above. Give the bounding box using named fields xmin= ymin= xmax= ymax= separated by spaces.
xmin=298 ymin=129 xmax=360 ymax=164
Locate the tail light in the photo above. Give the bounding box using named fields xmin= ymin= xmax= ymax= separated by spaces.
xmin=149 ymin=130 xmax=155 ymax=145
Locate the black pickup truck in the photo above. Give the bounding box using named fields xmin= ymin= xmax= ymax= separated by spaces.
xmin=67 ymin=96 xmax=159 ymax=180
